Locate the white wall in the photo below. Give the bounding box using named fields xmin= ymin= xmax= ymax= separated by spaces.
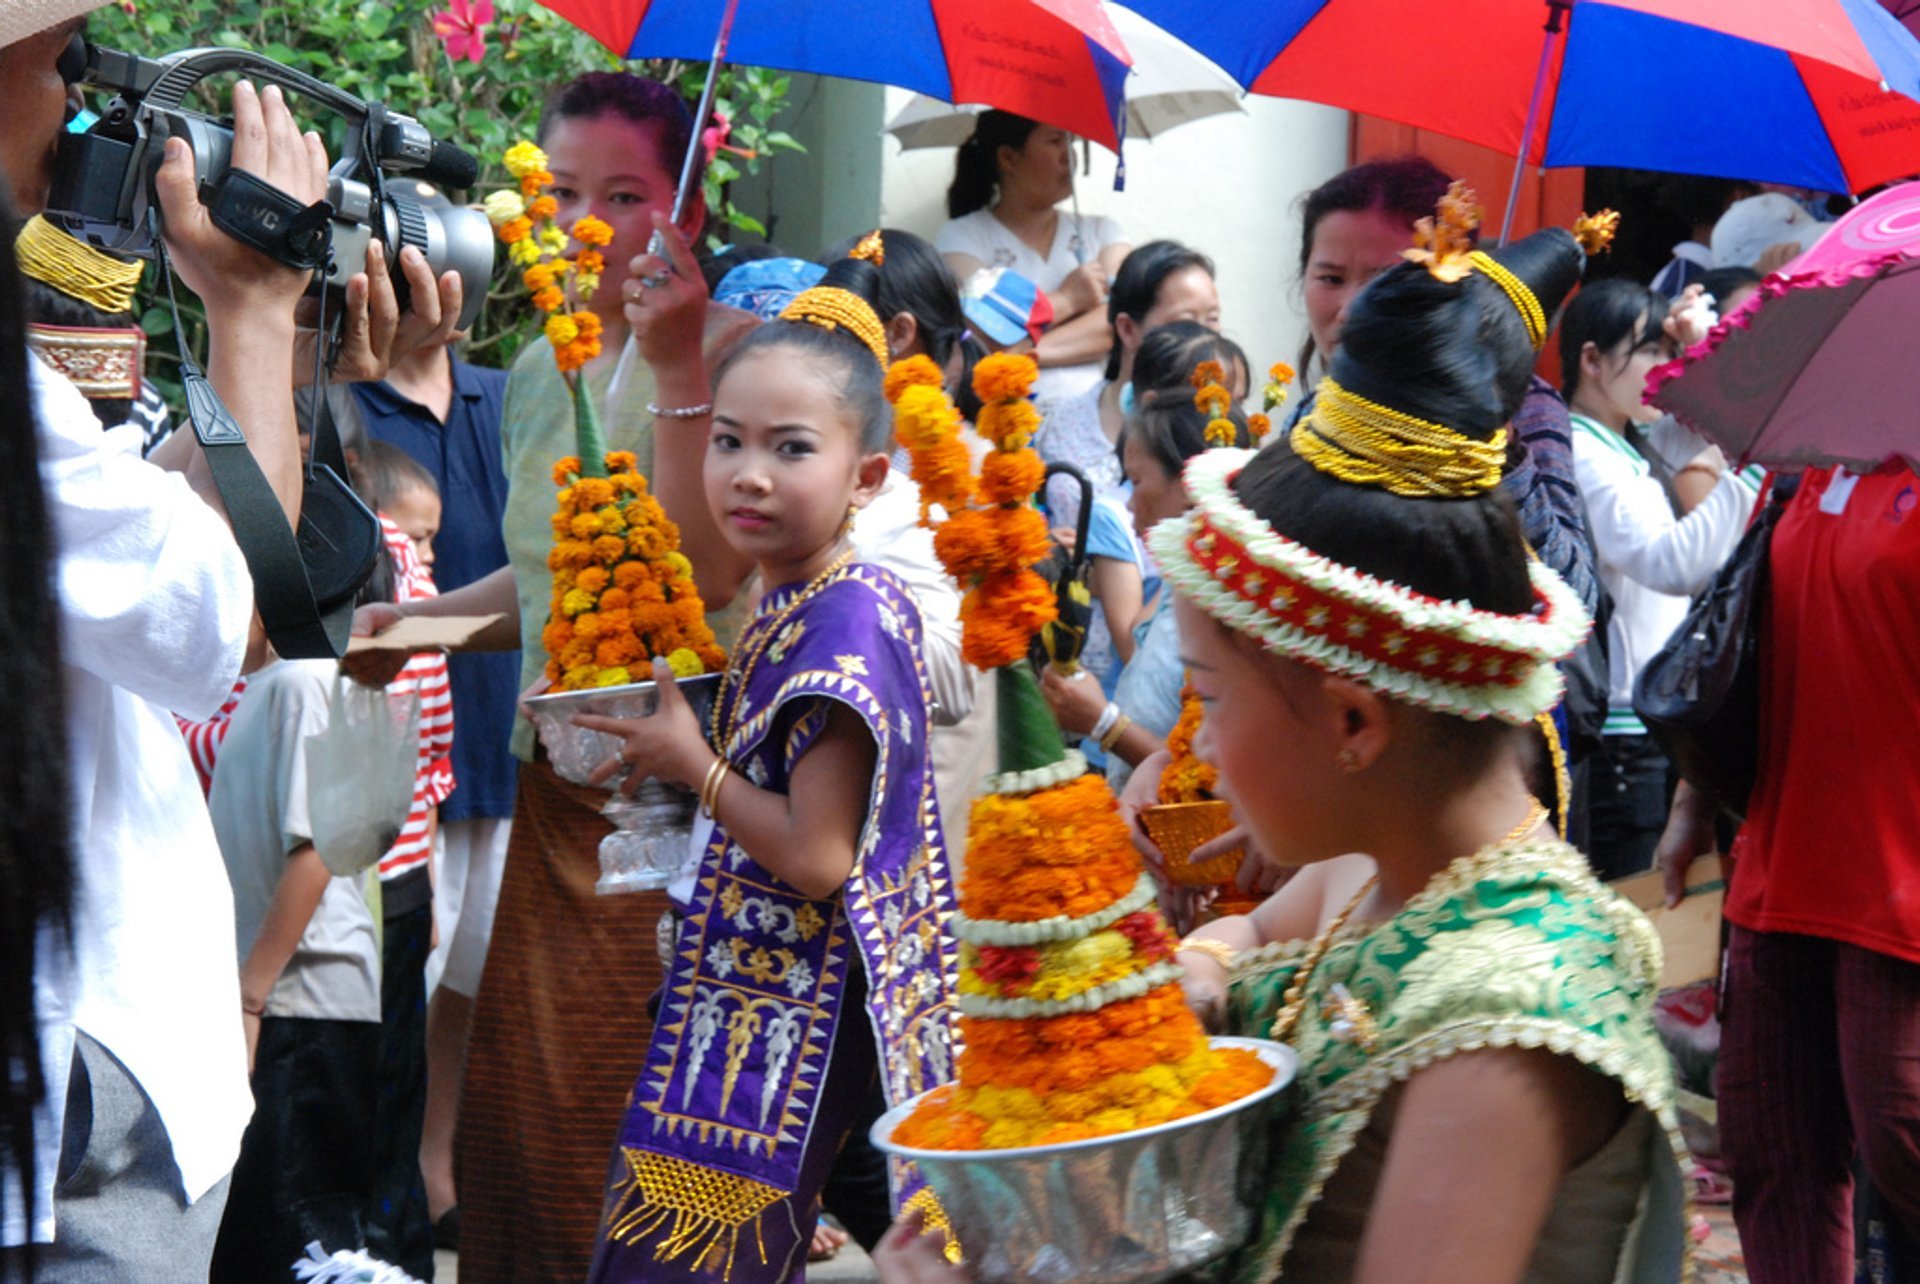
xmin=875 ymin=89 xmax=1352 ymax=380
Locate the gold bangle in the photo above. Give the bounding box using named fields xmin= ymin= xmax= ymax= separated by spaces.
xmin=701 ymin=756 xmax=731 ymax=820
xmin=1099 ymin=713 xmax=1132 ymax=754
xmin=1177 ymin=936 xmax=1238 ymax=970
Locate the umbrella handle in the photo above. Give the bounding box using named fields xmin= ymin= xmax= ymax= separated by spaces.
xmin=1045 ymin=462 xmax=1096 ymax=571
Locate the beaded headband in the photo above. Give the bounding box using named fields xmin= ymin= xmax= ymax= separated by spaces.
xmin=1148 ymin=449 xmax=1590 ymax=725
xmin=1292 ymin=377 xmax=1508 ymax=498
xmin=1469 ymin=251 xmax=1546 ymax=350
xmin=16 ymin=215 xmax=145 ymax=315
xmin=777 ymin=229 xmax=890 ymax=369
xmin=28 ymin=323 xmax=145 ymax=400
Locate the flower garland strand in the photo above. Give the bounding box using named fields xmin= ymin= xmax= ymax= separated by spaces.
xmin=1191 ymin=359 xmax=1237 ymax=448
xmin=1156 ymin=685 xmax=1218 ymax=804
xmin=490 ymin=141 xmax=727 ymax=693
xmin=889 ymin=353 xmax=1057 ymax=669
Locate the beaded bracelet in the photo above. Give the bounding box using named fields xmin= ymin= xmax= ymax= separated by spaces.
xmin=648 ymin=401 xmax=714 ymax=419
xmin=1176 ymin=936 xmax=1238 ymax=970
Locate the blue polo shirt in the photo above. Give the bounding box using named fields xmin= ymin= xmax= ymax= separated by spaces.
xmin=354 ymin=357 xmax=519 ymax=822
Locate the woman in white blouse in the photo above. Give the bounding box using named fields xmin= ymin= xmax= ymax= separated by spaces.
xmin=936 ymin=110 xmax=1130 ymax=402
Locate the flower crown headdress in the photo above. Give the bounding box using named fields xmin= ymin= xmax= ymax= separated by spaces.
xmin=1148 ymin=450 xmax=1589 ymax=724
xmin=778 ymin=230 xmax=890 ymax=369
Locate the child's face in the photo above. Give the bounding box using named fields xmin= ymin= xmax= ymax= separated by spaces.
xmin=706 ymin=345 xmax=885 ymax=586
xmin=386 ymin=484 xmax=441 ymax=569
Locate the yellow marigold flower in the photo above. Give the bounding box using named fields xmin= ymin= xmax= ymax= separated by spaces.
xmin=573 ymin=271 xmax=602 ymax=301
xmin=595 ymin=666 xmax=632 ymax=687
xmin=568 ymin=513 xmax=599 ymax=541
xmin=546 ymin=313 xmax=580 ymax=348
xmin=528 ymin=195 xmax=558 ymax=222
xmin=1189 ymin=360 xmax=1227 ymax=390
xmin=1247 ymin=412 xmax=1272 ymax=442
xmin=666 ymin=647 xmax=705 ymax=678
xmin=560 ymin=588 xmax=596 ymax=617
xmin=1204 ymin=416 xmax=1236 ymax=448
xmin=497 ymin=216 xmax=533 ymax=245
xmin=884 ymin=355 xmax=945 ymax=405
xmin=552 ymin=457 xmax=581 ymax=485
xmin=981 ymin=399 xmax=1039 ymax=452
xmin=596 ymin=508 xmax=626 ymax=535
xmin=570 ymin=215 xmax=615 ymax=247
xmin=483 ymin=190 xmax=525 ymax=227
xmin=531 ymin=285 xmax=565 ymax=313
xmin=508 ymin=238 xmax=542 ymax=267
xmin=519 ymin=169 xmax=554 ymax=198
xmin=1269 ymin=361 xmax=1296 ymax=385
xmin=562 ymin=664 xmax=597 ymax=690
xmin=537 ymin=225 xmax=568 ymax=256
xmin=576 ymin=249 xmax=606 ymax=275
xmin=605 ymin=450 xmax=638 ymax=474
xmin=972 ymin=352 xmax=1038 ymax=404
xmin=503 ymin=141 xmax=550 ymax=179
xmin=575 ymin=478 xmax=616 ymax=507
xmin=524 ymin=263 xmax=557 ymax=292
xmin=663 ymin=551 xmax=694 ymax=581
xmin=1192 ymin=381 xmax=1230 ymax=418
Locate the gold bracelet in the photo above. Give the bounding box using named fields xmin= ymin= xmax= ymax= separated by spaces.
xmin=1177 ymin=936 xmax=1238 ymax=970
xmin=701 ymin=756 xmax=731 ymax=820
xmin=1099 ymin=713 xmax=1132 ymax=754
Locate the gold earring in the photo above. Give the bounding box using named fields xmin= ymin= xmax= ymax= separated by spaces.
xmin=839 ymin=502 xmax=858 ymax=540
xmin=1336 ymin=748 xmax=1360 ymax=773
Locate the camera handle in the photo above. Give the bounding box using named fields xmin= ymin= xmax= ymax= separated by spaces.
xmin=151 ymin=207 xmax=378 ymax=659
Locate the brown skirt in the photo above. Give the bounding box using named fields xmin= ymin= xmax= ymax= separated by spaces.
xmin=456 ymin=760 xmax=670 ymax=1283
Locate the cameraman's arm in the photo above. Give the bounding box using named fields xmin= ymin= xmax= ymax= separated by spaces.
xmin=146 ymin=82 xmax=326 ymax=527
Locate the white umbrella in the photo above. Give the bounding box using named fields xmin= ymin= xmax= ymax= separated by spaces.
xmin=883 ymin=4 xmax=1244 ymax=148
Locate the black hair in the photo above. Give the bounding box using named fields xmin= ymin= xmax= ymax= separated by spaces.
xmin=537 ymin=72 xmax=704 ymax=205
xmin=352 ymin=438 xmax=440 ymax=513
xmin=702 ymin=240 xmax=785 ymax=295
xmin=1558 ymin=277 xmax=1668 ymax=401
xmin=953 ymin=332 xmax=989 ymax=425
xmin=0 ymin=193 xmax=74 ymax=1244
xmin=712 ymin=256 xmax=892 ymax=453
xmin=947 ymin=110 xmax=1042 ymax=220
xmin=1697 ymin=265 xmax=1762 ymax=308
xmin=825 ymin=229 xmax=969 ymax=370
xmin=1103 ymin=240 xmax=1216 ymax=382
xmin=1124 ymin=384 xmax=1252 ymax=481
xmin=1130 ymin=320 xmax=1248 ymax=400
xmin=1472 ymin=227 xmax=1586 ymax=419
xmin=1234 ymin=260 xmax=1536 ymax=755
xmin=1294 ymin=156 xmax=1456 ymax=375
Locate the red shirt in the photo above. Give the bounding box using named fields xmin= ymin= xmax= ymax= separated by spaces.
xmin=1727 ymin=465 xmax=1920 ymax=963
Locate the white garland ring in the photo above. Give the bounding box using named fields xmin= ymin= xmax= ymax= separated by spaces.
xmin=949 ymin=873 xmax=1160 ymax=947
xmin=1147 ymin=449 xmax=1590 ymax=726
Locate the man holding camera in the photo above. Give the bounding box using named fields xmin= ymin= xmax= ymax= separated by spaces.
xmin=0 ymin=1 xmax=454 ymax=1277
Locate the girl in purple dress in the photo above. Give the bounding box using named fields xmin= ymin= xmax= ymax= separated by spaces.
xmin=573 ymin=246 xmax=958 ymax=1283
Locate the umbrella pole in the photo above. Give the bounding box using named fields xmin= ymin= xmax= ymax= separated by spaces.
xmin=665 ymin=0 xmax=744 ymax=235
xmin=1498 ymin=0 xmax=1570 ymax=244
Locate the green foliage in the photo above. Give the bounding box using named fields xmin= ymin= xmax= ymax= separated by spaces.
xmin=87 ymin=0 xmax=802 ymax=377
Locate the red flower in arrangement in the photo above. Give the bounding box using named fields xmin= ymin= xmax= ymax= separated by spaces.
xmin=973 ymin=945 xmax=1042 ymax=989
xmin=431 ymin=0 xmax=495 ymax=64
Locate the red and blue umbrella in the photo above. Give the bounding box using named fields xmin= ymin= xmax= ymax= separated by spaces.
xmin=543 ymin=0 xmax=1134 ymax=151
xmin=1131 ymin=0 xmax=1920 ymax=200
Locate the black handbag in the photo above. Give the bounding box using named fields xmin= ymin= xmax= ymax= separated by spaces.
xmin=1632 ymin=476 xmax=1798 ymax=818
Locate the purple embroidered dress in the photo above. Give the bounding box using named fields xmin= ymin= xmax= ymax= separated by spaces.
xmin=588 ymin=563 xmax=958 ymax=1283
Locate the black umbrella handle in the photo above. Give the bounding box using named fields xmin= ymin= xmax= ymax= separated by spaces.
xmin=1044 ymin=462 xmax=1096 ymax=569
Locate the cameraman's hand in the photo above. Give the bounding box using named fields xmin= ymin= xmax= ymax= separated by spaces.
xmin=623 ymin=213 xmax=707 ymax=375
xmin=154 ymin=81 xmax=327 ymax=324
xmin=297 ymin=242 xmax=463 ymax=385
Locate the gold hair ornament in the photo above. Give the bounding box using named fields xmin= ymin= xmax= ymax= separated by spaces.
xmin=1292 ymin=377 xmax=1508 ymax=497
xmin=16 ymin=216 xmax=145 ymax=315
xmin=1470 ymin=251 xmax=1547 ymax=350
xmin=851 ymin=229 xmax=887 ymax=266
xmin=1402 ymin=181 xmax=1481 ymax=283
xmin=1573 ymin=210 xmax=1621 ymax=257
xmin=27 ymin=323 xmax=145 ymax=400
xmin=778 ymin=286 xmax=889 ymax=370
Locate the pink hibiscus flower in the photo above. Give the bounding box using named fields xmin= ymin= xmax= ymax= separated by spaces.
xmin=432 ymin=0 xmax=495 ymax=64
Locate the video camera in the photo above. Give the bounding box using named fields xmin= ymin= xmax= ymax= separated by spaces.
xmin=46 ymin=43 xmax=493 ymax=331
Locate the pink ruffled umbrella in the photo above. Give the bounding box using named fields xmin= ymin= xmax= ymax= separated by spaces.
xmin=1649 ymin=182 xmax=1920 ymax=474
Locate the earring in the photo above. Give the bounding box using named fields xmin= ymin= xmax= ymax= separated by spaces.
xmin=1336 ymin=748 xmax=1360 ymax=773
xmin=839 ymin=502 xmax=858 ymax=540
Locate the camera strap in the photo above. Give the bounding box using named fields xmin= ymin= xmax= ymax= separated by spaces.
xmin=200 ymin=166 xmax=336 ymax=271
xmin=152 ymin=212 xmax=376 ymax=660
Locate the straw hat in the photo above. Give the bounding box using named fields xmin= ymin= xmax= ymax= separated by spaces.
xmin=0 ymin=0 xmax=110 ymax=51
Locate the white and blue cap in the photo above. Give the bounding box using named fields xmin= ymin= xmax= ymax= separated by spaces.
xmin=959 ymin=266 xmax=1054 ymax=348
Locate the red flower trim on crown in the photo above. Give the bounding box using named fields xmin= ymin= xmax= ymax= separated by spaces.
xmin=1147 ymin=449 xmax=1591 ymax=725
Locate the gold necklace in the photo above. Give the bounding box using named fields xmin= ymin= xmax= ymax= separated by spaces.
xmin=709 ymin=546 xmax=856 ymax=754
xmin=1268 ymin=801 xmax=1549 ymax=1045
